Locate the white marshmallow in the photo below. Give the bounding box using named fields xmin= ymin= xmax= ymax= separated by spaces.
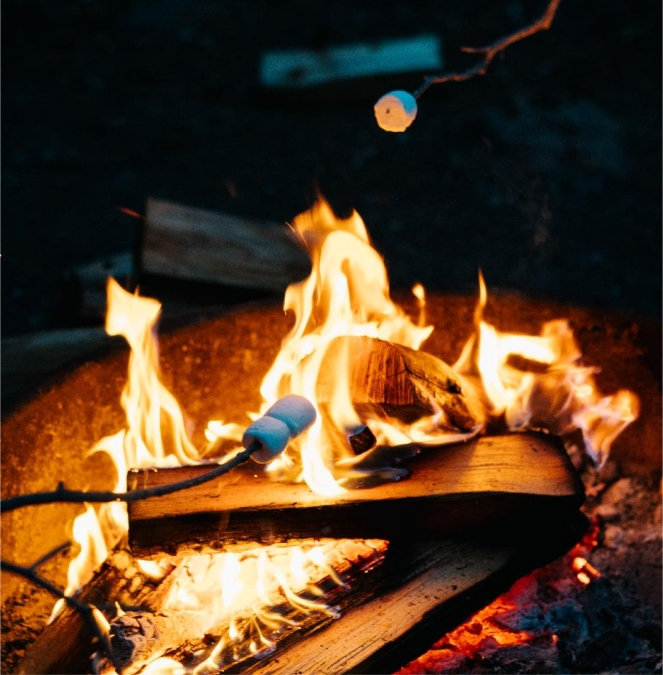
xmin=242 ymin=416 xmax=292 ymax=463
xmin=373 ymin=90 xmax=418 ymax=132
xmin=263 ymin=394 xmax=317 ymax=436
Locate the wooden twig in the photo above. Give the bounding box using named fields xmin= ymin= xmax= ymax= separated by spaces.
xmin=26 ymin=540 xmax=71 ymax=571
xmin=413 ymin=0 xmax=562 ymax=99
xmin=1 ymin=442 xmax=259 ymax=513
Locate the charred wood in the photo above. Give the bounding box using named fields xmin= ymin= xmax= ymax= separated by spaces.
xmin=17 ymin=549 xmax=173 ymax=675
xmin=102 ymin=539 xmax=387 ymax=673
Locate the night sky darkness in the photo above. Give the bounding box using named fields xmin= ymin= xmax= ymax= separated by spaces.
xmin=3 ymin=0 xmax=661 ymax=337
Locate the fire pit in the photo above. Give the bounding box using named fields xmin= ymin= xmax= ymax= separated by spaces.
xmin=2 ymin=201 xmax=660 ymax=674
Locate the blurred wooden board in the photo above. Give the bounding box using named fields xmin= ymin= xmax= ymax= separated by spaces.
xmin=259 ymin=34 xmax=442 ymax=89
xmin=141 ymin=197 xmax=309 ymax=292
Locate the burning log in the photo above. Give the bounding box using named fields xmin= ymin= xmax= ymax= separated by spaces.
xmin=17 ymin=519 xmax=585 ymax=675
xmin=17 ymin=549 xmax=170 ymax=675
xmin=103 ymin=539 xmax=388 ymax=673
xmin=141 ymin=198 xmax=309 ymax=292
xmin=243 ymin=515 xmax=587 ymax=675
xmin=111 ymin=517 xmax=584 ymax=674
xmin=127 ymin=433 xmax=584 ymax=557
xmin=317 ymin=335 xmax=484 ymax=429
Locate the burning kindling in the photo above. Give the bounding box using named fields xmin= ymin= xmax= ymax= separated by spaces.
xmin=2 ymin=197 xmax=642 ymax=674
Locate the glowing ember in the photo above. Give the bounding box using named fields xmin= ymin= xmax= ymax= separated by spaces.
xmin=571 ymin=556 xmax=600 ymax=585
xmin=398 ymin=515 xmax=606 ymax=674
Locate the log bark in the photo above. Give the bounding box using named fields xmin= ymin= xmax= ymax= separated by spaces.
xmin=317 ymin=335 xmax=485 ymax=429
xmin=141 ymin=198 xmax=309 ymax=292
xmin=128 ymin=433 xmax=584 ymax=557
xmin=17 ymin=549 xmax=173 ymax=675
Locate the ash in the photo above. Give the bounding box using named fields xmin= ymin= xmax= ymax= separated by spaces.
xmin=399 ymin=464 xmax=662 ymax=674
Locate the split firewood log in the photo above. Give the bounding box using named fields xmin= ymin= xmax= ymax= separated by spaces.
xmin=127 ymin=433 xmax=584 ymax=557
xmin=101 ymin=539 xmax=388 ymax=673
xmin=316 ymin=335 xmax=485 ymax=430
xmin=17 ymin=549 xmax=173 ymax=675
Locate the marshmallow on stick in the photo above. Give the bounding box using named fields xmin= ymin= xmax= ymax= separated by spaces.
xmin=243 ymin=394 xmax=317 ymax=463
xmin=373 ymin=90 xmax=418 ymax=132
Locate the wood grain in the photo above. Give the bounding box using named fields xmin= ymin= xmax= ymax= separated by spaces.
xmin=317 ymin=335 xmax=483 ymax=429
xmin=244 ymin=539 xmax=510 ymax=675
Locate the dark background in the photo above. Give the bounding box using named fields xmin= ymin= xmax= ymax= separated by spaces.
xmin=3 ymin=0 xmax=661 ymax=338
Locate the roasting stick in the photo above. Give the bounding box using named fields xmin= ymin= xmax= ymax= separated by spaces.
xmin=3 ymin=396 xmax=315 ymax=671
xmin=1 ymin=395 xmax=316 ymax=513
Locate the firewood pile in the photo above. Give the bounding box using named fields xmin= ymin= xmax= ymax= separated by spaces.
xmin=3 ymin=0 xmax=661 ymax=669
xmin=2 ymin=219 xmax=660 ymax=671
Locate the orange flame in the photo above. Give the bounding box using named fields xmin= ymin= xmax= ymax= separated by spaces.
xmin=454 ymin=273 xmax=639 ymax=468
xmin=251 ymin=198 xmax=483 ymax=494
xmin=210 ymin=200 xmax=638 ymax=495
xmin=54 ymin=198 xmax=638 ymax=672
xmin=53 ymin=280 xmax=202 ymax=618
xmin=55 ymin=277 xmax=361 ymax=665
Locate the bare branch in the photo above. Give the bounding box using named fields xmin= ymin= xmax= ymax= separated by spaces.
xmin=29 ymin=540 xmax=71 ymax=571
xmin=1 ymin=442 xmax=259 ymax=513
xmin=2 ymin=557 xmax=85 ymax=612
xmin=412 ymin=0 xmax=562 ymax=99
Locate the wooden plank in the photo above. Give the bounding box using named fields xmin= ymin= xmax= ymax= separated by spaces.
xmin=259 ymin=35 xmax=442 ymax=89
xmin=245 ymin=539 xmax=511 ymax=675
xmin=128 ymin=433 xmax=584 ymax=557
xmin=141 ymin=198 xmax=309 ymax=292
xmin=243 ymin=511 xmax=588 ymax=675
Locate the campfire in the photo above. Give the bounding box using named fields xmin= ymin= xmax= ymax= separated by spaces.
xmin=1 ymin=198 xmax=654 ymax=674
